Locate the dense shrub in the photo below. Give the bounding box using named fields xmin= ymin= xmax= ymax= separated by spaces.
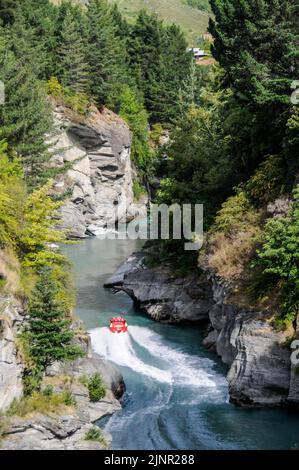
xmin=87 ymin=373 xmax=106 ymax=402
xmin=245 ymin=155 xmax=286 ymax=206
xmin=255 ymin=186 xmax=299 ymax=329
xmin=204 ymin=191 xmax=262 ymax=280
xmin=84 ymin=426 xmax=107 ymax=446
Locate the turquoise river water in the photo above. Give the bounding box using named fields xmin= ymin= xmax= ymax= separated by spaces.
xmin=62 ymin=236 xmax=299 ymax=450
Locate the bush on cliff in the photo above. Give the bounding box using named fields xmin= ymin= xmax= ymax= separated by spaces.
xmin=255 ymin=186 xmax=299 ymax=329
xmin=80 ymin=373 xmax=106 ymax=402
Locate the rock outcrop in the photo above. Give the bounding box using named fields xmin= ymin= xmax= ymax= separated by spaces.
xmin=202 ymin=273 xmax=298 ymax=408
xmin=105 ymin=253 xmax=212 ymax=323
xmin=0 ymin=297 xmax=125 ymax=450
xmin=106 ymin=253 xmax=299 ymax=408
xmin=1 ymin=353 xmax=123 ymax=450
xmin=51 ymin=104 xmax=144 ymax=238
xmin=0 ymin=297 xmax=24 ymax=411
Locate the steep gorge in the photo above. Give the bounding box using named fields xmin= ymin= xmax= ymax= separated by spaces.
xmin=50 ymin=103 xmax=144 ymax=238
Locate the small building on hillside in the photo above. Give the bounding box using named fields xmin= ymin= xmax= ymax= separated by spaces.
xmin=187 ymin=48 xmax=207 ymax=60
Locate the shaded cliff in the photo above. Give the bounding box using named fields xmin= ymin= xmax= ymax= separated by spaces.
xmin=50 ymin=104 xmax=144 ymax=238
xmin=105 ymin=252 xmax=299 ymax=408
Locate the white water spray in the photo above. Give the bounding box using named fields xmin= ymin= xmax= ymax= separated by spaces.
xmin=90 ymin=326 xmax=227 ymax=402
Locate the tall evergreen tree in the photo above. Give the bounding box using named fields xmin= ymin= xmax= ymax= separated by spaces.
xmin=86 ymin=0 xmax=124 ymax=106
xmin=128 ymin=10 xmax=165 ymax=122
xmin=15 ymin=0 xmax=58 ymax=79
xmin=209 ymin=0 xmax=299 ymax=174
xmin=0 ymin=30 xmax=52 ymax=183
xmin=58 ymin=8 xmax=89 ymax=94
xmin=209 ymin=0 xmax=299 ymax=105
xmin=160 ymin=23 xmax=191 ymax=122
xmin=111 ymin=2 xmax=130 ymax=39
xmin=128 ymin=12 xmax=191 ymax=123
xmin=22 ymin=267 xmax=83 ymax=371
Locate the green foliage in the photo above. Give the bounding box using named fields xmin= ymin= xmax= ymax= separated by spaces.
xmin=119 ymin=85 xmax=151 ymax=172
xmin=0 ymin=143 xmax=24 ymax=249
xmin=57 ymin=7 xmax=89 ymax=94
xmin=0 ymin=0 xmax=17 ymax=26
xmin=205 ymin=190 xmax=262 ymax=280
xmin=62 ymin=389 xmax=76 ymax=406
xmin=47 ymin=76 xmax=89 ymax=115
xmin=42 ymin=385 xmax=54 ymax=397
xmin=19 ymin=180 xmax=66 ymax=270
xmin=7 ymin=390 xmax=75 ymax=417
xmin=22 ymin=367 xmax=44 ymax=396
xmin=0 ymin=30 xmax=52 ymax=183
xmin=132 ymin=179 xmax=146 ymax=201
xmin=84 ymin=426 xmax=107 ymax=446
xmin=209 ymin=0 xmax=299 ymax=176
xmin=127 ymin=10 xmax=191 ymax=123
xmin=214 ymin=191 xmax=260 ymax=235
xmin=256 ymin=186 xmax=299 ymax=328
xmin=245 ymin=156 xmax=286 ymax=206
xmin=47 ymin=76 xmax=63 ymax=97
xmin=86 ymin=0 xmax=125 ymax=106
xmin=21 ymin=267 xmax=83 ymax=373
xmin=157 ymin=79 xmax=236 ymax=227
xmin=209 ymin=0 xmax=298 ymax=105
xmin=86 ymin=373 xmax=106 ymax=402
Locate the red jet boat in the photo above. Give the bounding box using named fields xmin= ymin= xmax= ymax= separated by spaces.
xmin=110 ymin=317 xmax=128 ymax=333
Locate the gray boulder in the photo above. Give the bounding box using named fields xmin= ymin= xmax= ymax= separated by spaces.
xmin=106 ymin=253 xmax=212 ymax=324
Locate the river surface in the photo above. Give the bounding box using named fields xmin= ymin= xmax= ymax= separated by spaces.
xmin=63 ymin=237 xmax=299 ymax=450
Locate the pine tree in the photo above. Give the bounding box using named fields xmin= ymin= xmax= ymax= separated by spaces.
xmin=128 ymin=12 xmax=190 ymax=123
xmin=111 ymin=2 xmax=130 ymax=39
xmin=128 ymin=10 xmax=165 ymax=122
xmin=86 ymin=0 xmax=124 ymax=106
xmin=0 ymin=32 xmax=52 ymax=184
xmin=209 ymin=0 xmax=299 ymax=105
xmin=22 ymin=267 xmax=83 ymax=371
xmin=160 ymin=24 xmax=191 ymax=122
xmin=12 ymin=0 xmax=58 ymax=79
xmin=58 ymin=8 xmax=89 ymax=94
xmin=209 ymin=0 xmax=299 ymax=176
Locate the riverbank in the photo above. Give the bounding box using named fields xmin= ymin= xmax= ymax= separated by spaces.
xmin=105 ymin=251 xmax=299 ymax=409
xmin=61 ymin=237 xmax=299 ymax=450
xmin=0 ymin=294 xmax=125 ymax=450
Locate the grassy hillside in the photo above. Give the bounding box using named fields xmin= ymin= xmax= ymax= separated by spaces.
xmin=53 ymin=0 xmax=210 ymax=45
xmin=108 ymin=0 xmax=210 ymax=45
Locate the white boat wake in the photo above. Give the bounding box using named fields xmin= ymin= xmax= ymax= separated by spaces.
xmin=90 ymin=327 xmax=172 ymax=384
xmin=90 ymin=325 xmax=227 ymax=402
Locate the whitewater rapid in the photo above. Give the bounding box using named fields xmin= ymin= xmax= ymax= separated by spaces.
xmin=90 ymin=326 xmax=228 ymax=404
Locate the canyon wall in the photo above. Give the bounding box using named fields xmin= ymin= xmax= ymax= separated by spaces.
xmin=106 ymin=253 xmax=299 ymax=408
xmin=51 ymin=104 xmax=143 ymax=238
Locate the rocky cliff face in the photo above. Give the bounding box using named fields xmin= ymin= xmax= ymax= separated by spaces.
xmin=105 ymin=253 xmax=212 ymax=323
xmin=202 ymin=273 xmax=299 ymax=408
xmin=1 ymin=352 xmax=124 ymax=450
xmin=51 ymin=104 xmax=142 ymax=238
xmin=0 ymin=296 xmax=125 ymax=450
xmin=0 ymin=297 xmax=24 ymax=410
xmin=106 ymin=253 xmax=299 ymax=408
